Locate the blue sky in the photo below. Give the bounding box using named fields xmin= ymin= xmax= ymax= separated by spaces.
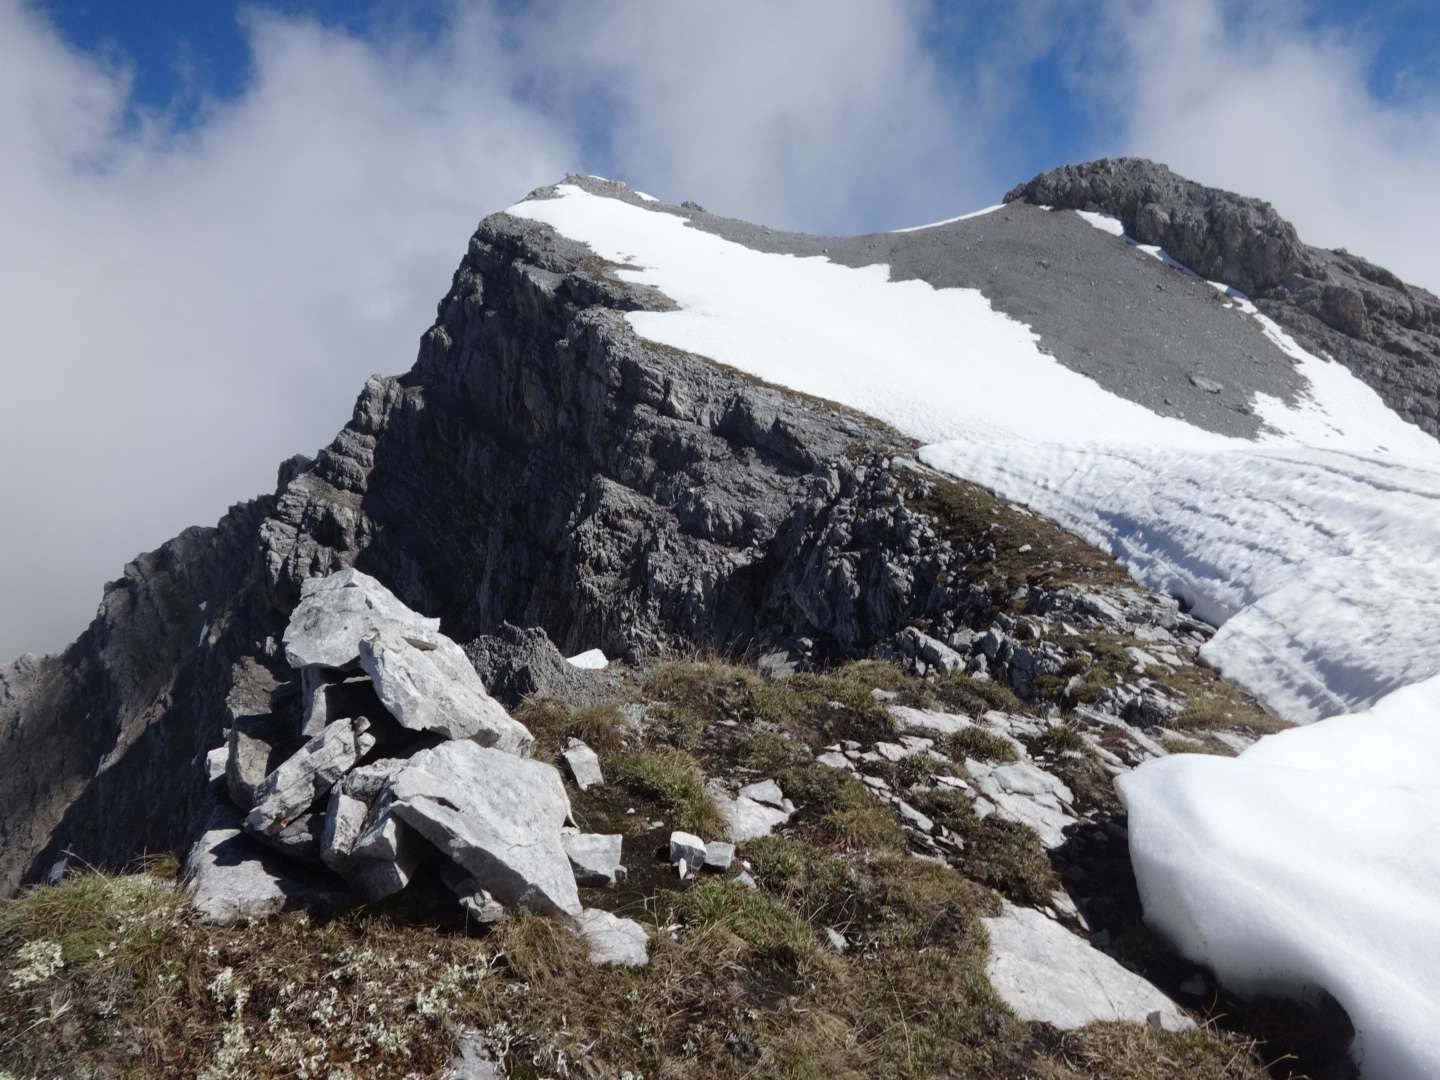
xmin=4 ymin=0 xmax=1440 ymax=659
xmin=35 ymin=0 xmax=1440 ymax=225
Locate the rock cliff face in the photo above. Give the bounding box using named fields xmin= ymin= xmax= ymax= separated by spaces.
xmin=1007 ymin=158 xmax=1440 ymax=437
xmin=0 ymin=196 xmax=978 ymax=895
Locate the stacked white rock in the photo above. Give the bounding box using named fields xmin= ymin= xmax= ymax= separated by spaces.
xmin=183 ymin=568 xmax=648 ymax=964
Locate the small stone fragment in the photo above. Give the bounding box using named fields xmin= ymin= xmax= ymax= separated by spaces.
xmin=576 ymin=908 xmax=650 ymax=967
xmin=563 ymin=832 xmax=625 ymax=887
xmin=669 ymin=830 xmax=707 ymax=868
xmin=704 ymin=840 xmax=736 ymax=871
xmin=561 ymin=739 xmax=604 ymax=791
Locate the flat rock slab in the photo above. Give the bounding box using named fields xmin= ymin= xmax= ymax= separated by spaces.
xmin=360 ymin=630 xmax=533 ymax=753
xmin=966 ymin=759 xmax=1077 ymax=848
xmin=576 ymin=908 xmax=650 ymax=967
xmin=283 ymin=567 xmax=440 ymax=669
xmin=388 ymin=741 xmax=580 ymax=917
xmin=184 ymin=811 xmax=348 ymax=925
xmin=713 ymin=785 xmax=793 ymax=842
xmin=888 ymin=704 xmax=972 ymax=738
xmin=983 ymin=902 xmax=1192 ymax=1031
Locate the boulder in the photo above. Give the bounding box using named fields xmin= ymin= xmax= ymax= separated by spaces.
xmin=283 ymin=568 xmax=440 ymax=670
xmin=359 ymin=630 xmax=533 ymax=753
xmin=982 ymin=903 xmax=1193 ymax=1031
xmin=184 ymin=807 xmax=347 ymax=925
xmin=463 ymin=623 xmax=607 ymax=708
xmin=244 ymin=716 xmax=375 ymax=839
xmin=575 ymin=908 xmax=650 ymax=967
xmin=563 ymin=832 xmax=625 ymax=887
xmin=561 ymin=739 xmax=604 ymax=790
xmin=387 ymin=741 xmax=581 ymax=917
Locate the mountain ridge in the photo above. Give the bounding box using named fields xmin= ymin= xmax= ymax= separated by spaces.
xmin=2 ymin=156 xmax=1434 ymax=899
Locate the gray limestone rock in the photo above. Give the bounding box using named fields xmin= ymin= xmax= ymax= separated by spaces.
xmin=225 ymin=713 xmax=295 ymax=811
xmin=668 ymin=830 xmax=706 ymax=868
xmin=441 ymin=1031 xmax=506 ymax=1080
xmin=575 ymin=908 xmax=650 ymax=967
xmin=561 ymin=739 xmax=604 ymax=791
xmin=462 ymin=623 xmax=608 ymax=709
xmin=387 ymin=741 xmax=580 ymax=917
xmin=244 ymin=716 xmax=375 ymax=840
xmin=966 ymin=758 xmax=1077 ymax=849
xmin=982 ymin=902 xmax=1192 ymax=1031
xmin=283 ymin=568 xmax=441 ymax=670
xmin=704 ymin=840 xmax=735 ymax=871
xmin=563 ymin=831 xmax=625 ymax=887
xmin=359 ymin=630 xmax=533 ymax=753
xmin=183 ymin=807 xmax=347 ymax=925
xmin=301 ymin=669 xmax=385 ymax=739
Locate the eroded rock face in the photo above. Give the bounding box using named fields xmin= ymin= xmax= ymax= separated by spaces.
xmin=1008 ymin=158 xmax=1440 ymax=438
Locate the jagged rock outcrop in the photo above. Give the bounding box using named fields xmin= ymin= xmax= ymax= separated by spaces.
xmin=1007 ymin=157 xmax=1440 ymax=437
xmin=0 ymin=194 xmax=923 ymax=893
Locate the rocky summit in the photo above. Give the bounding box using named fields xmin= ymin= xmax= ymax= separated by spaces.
xmin=2 ymin=157 xmax=1435 ymax=1079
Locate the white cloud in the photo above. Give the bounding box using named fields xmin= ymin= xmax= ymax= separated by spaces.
xmin=0 ymin=0 xmax=1018 ymax=660
xmin=507 ymin=0 xmax=1009 ymax=233
xmin=0 ymin=0 xmax=575 ymax=660
xmin=1095 ymin=0 xmax=1440 ymax=292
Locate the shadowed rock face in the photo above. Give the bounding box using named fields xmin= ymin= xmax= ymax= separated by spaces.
xmin=1007 ymin=157 xmax=1440 ymax=438
xmin=0 ymin=191 xmax=964 ymax=894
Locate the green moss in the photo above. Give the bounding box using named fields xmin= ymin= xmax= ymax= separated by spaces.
xmin=610 ymin=746 xmax=725 ymax=836
xmin=513 ymin=698 xmax=627 ymax=760
xmin=949 ymin=726 xmax=1020 ymax=764
xmin=927 ymin=672 xmax=1025 ymax=717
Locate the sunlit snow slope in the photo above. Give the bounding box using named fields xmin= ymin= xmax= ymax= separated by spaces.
xmin=511 ymin=183 xmax=1440 ymax=723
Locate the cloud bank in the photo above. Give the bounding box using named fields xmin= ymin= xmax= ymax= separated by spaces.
xmin=1 ymin=0 xmax=1437 ymax=660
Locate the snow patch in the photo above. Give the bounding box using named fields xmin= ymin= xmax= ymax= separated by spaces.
xmin=635 ymin=191 xmax=658 ymax=203
xmin=1119 ymin=674 xmax=1440 ymax=1080
xmin=892 ymin=203 xmax=1004 ymax=233
xmin=566 ymin=648 xmax=609 ymax=670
